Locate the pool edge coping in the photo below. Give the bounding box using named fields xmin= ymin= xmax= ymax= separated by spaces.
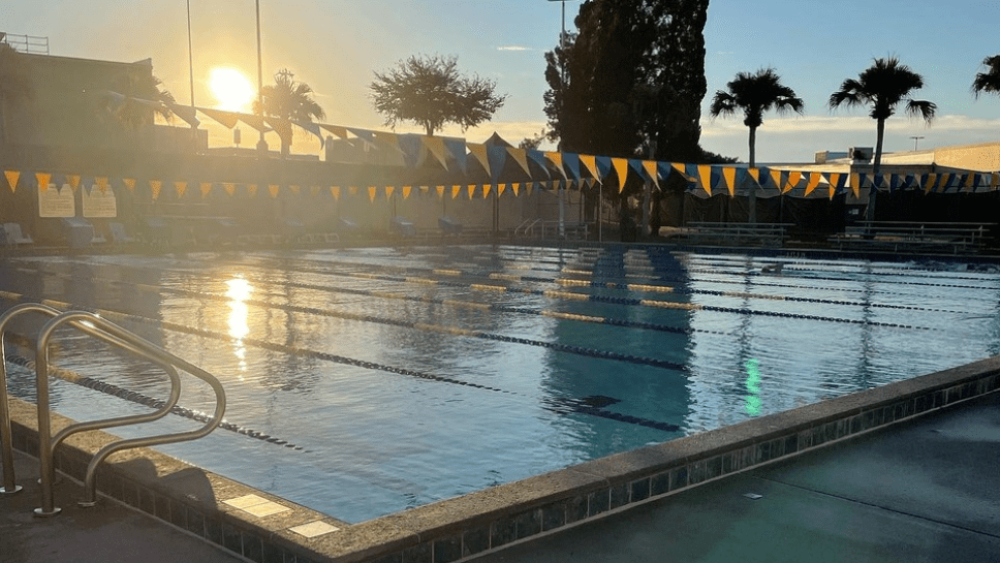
xmin=4 ymin=355 xmax=999 ymax=563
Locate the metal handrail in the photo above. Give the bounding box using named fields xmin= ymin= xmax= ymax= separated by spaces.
xmin=2 ymin=303 xmax=183 ymax=497
xmin=34 ymin=310 xmax=226 ymax=515
xmin=0 ymin=303 xmax=226 ymax=516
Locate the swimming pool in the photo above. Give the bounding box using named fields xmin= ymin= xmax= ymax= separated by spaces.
xmin=2 ymin=245 xmax=998 ymax=523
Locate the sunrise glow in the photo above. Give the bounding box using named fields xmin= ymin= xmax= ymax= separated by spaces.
xmin=210 ymin=67 xmax=256 ymax=112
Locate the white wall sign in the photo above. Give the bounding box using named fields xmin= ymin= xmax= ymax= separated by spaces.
xmin=82 ymin=186 xmax=117 ymax=218
xmin=38 ymin=184 xmax=76 ymax=218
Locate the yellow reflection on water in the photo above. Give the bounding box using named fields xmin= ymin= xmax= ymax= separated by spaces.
xmin=226 ymin=277 xmax=253 ymax=375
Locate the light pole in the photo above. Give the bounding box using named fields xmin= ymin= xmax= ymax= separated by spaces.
xmin=910 ymin=136 xmax=924 ymax=151
xmin=548 ymin=0 xmax=577 ymax=238
xmin=255 ymin=0 xmax=267 ymax=153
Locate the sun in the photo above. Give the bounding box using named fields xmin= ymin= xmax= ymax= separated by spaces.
xmin=209 ymin=67 xmax=255 ymax=112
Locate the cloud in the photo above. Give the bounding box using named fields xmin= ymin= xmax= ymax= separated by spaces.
xmin=498 ymin=45 xmax=532 ymax=52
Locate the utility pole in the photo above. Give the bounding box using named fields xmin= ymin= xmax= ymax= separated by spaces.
xmin=255 ymin=0 xmax=268 ymax=154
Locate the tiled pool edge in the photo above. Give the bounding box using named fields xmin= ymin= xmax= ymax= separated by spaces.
xmin=5 ymin=356 xmax=1000 ymax=563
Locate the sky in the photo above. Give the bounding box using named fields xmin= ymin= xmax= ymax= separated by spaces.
xmin=3 ymin=0 xmax=1000 ymax=164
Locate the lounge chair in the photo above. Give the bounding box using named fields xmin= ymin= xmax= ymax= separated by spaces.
xmin=3 ymin=223 xmax=34 ymax=246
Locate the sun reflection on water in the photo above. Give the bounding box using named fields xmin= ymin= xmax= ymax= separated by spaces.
xmin=226 ymin=276 xmax=253 ymax=376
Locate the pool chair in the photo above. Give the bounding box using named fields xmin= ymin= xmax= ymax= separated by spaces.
xmin=2 ymin=223 xmax=34 ymax=246
xmin=390 ymin=216 xmax=416 ymax=237
xmin=109 ymin=222 xmax=136 ymax=245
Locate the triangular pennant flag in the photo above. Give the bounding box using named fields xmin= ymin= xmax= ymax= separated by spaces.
xmin=122 ymin=177 xmax=137 ymax=193
xmin=168 ymin=103 xmax=200 ymax=127
xmin=174 ymin=181 xmax=187 ymax=198
xmin=805 ymin=172 xmax=822 ymax=197
xmin=526 ymin=150 xmax=551 ymax=179
xmin=722 ymin=167 xmax=737 ymax=197
xmin=697 ymin=165 xmax=714 ymax=196
xmin=65 ymin=174 xmax=80 ymax=191
xmin=612 ymin=158 xmax=630 ymax=193
xmin=331 ymin=186 xmax=341 ymax=200
xmin=423 ymin=136 xmax=450 ymax=169
xmin=544 ymin=151 xmax=566 ymax=179
xmin=468 ymin=143 xmax=491 ymax=177
xmin=402 ymin=185 xmax=412 ymax=199
xmin=269 ymin=184 xmax=281 ymax=198
xmin=563 ymin=153 xmax=581 ymax=182
xmin=596 ymin=157 xmax=614 ymax=181
xmin=643 ymin=160 xmax=660 ymax=189
xmin=419 ymin=185 xmax=431 ymax=197
xmin=398 ymin=134 xmax=424 ymax=168
xmin=149 ymin=180 xmax=162 ymax=201
xmin=507 ymin=148 xmax=532 ymax=176
xmin=487 ymin=145 xmax=508 ymax=182
xmin=4 ymin=170 xmax=20 ymax=193
xmin=436 ymin=185 xmax=446 ymax=199
xmin=786 ymin=171 xmax=802 ymax=193
xmin=451 ymin=185 xmax=462 ymax=199
xmin=497 ymin=183 xmax=507 ymax=198
xmin=512 ymin=182 xmax=521 ymax=197
xmin=238 ymin=114 xmax=271 ymax=133
xmin=200 ymin=182 xmax=213 ymax=198
xmin=386 ymin=186 xmax=396 ymax=199
xmin=35 ymin=172 xmax=52 ymax=193
xmin=368 ymin=186 xmax=378 ymax=202
xmin=264 ymin=117 xmax=292 ymax=143
xmin=289 ymin=184 xmax=301 ymax=195
xmin=224 ymin=182 xmax=237 ymax=196
xmin=579 ymin=155 xmax=600 ymax=182
xmin=199 ymin=108 xmax=241 ymax=129
xmin=247 ymin=184 xmax=258 ymax=198
xmin=443 ymin=138 xmax=468 ymax=173
xmin=467 ymin=184 xmax=477 ymax=200
xmin=373 ymin=131 xmax=404 ymax=154
xmin=293 ymin=120 xmax=325 ymax=147
xmin=319 ymin=124 xmax=350 ymax=139
xmin=482 ymin=184 xmax=491 ymax=199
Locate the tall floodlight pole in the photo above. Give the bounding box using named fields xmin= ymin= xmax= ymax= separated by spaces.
xmin=255 ymin=0 xmax=267 ymax=153
xmin=548 ymin=0 xmax=576 ymax=239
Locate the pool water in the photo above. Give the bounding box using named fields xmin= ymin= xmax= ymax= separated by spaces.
xmin=2 ymin=245 xmax=998 ymax=522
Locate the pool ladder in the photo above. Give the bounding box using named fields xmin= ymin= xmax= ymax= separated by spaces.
xmin=0 ymin=303 xmax=226 ymax=516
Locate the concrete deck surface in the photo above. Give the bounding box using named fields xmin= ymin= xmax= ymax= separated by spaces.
xmin=0 ymin=449 xmax=245 ymax=563
xmin=1 ymin=392 xmax=997 ymax=563
xmin=471 ymin=391 xmax=1000 ymax=563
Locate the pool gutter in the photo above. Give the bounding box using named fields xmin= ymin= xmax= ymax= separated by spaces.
xmin=4 ymin=355 xmax=999 ymax=563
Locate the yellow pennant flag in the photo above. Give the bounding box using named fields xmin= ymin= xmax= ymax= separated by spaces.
xmin=468 ymin=184 xmax=477 ymax=200
xmin=612 ymin=158 xmax=629 ymax=193
xmin=419 ymin=186 xmax=431 ymax=197
xmin=992 ymin=172 xmax=1000 ymax=188
xmin=174 ymin=181 xmax=187 ymax=198
xmin=698 ymin=165 xmax=714 ymax=196
xmin=66 ymin=174 xmax=81 ymax=191
xmin=770 ymin=169 xmax=783 ymax=191
xmin=497 ymin=183 xmax=507 ymax=198
xmin=96 ymin=177 xmax=110 ymax=193
xmin=643 ymin=160 xmax=660 ymax=189
xmin=4 ymin=170 xmax=20 ymax=193
xmin=123 ymin=178 xmax=137 ymax=192
xmin=545 ymin=152 xmax=565 ymax=178
xmin=512 ymin=183 xmax=521 ymax=197
xmin=467 ymin=144 xmax=490 ymax=176
xmin=423 ymin=136 xmax=450 ymax=169
xmin=386 ymin=186 xmax=396 ymax=199
xmin=849 ymin=174 xmax=860 ymax=198
xmin=579 ymin=155 xmax=599 ymax=181
xmin=223 ymin=182 xmax=237 ymax=196
xmin=748 ymin=168 xmax=761 ymax=185
xmin=200 ymin=182 xmax=213 ymax=198
xmin=331 ymin=186 xmax=341 ymax=200
xmin=35 ymin=172 xmax=51 ymax=193
xmin=149 ymin=180 xmax=162 ymax=201
xmin=722 ymin=167 xmax=736 ymax=197
xmin=436 ymin=185 xmax=446 ymax=199
xmin=402 ymin=185 xmax=412 ymax=199
xmin=827 ymin=173 xmax=841 ymax=200
xmin=247 ymin=184 xmax=257 ymax=198
xmin=805 ymin=173 xmax=822 ymax=197
xmin=786 ymin=171 xmax=802 ymax=193
xmin=451 ymin=185 xmax=462 ymax=199
xmin=269 ymin=184 xmax=281 ymax=198
xmin=507 ymin=148 xmax=531 ymax=175
xmin=482 ymin=184 xmax=491 ymax=199
xmin=368 ymin=186 xmax=378 ymax=202
xmin=923 ymin=173 xmax=936 ymax=193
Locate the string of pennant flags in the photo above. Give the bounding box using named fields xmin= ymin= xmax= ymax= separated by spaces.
xmin=5 ymin=99 xmax=1000 ymax=201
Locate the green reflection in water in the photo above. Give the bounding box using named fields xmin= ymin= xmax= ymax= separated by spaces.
xmin=744 ymin=358 xmax=762 ymax=416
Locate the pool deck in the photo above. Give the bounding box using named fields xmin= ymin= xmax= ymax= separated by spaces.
xmin=2 ymin=386 xmax=997 ymax=563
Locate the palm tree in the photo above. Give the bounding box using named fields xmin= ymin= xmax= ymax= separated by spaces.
xmin=709 ymin=67 xmax=804 ymax=168
xmin=830 ymin=57 xmax=936 ymax=221
xmin=106 ymin=68 xmax=175 ymax=130
xmin=972 ymin=54 xmax=1000 ymax=99
xmin=253 ymin=69 xmax=325 ymax=157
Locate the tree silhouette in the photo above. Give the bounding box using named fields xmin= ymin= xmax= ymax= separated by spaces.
xmin=830 ymin=57 xmax=936 ymax=221
xmin=370 ymin=54 xmax=506 ymax=136
xmin=253 ymin=69 xmax=325 ymax=157
xmin=972 ymin=54 xmax=1000 ymax=100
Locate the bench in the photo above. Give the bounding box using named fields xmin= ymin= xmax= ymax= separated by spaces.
xmin=828 ymin=221 xmax=995 ymax=254
xmin=684 ymin=222 xmax=792 ymax=248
